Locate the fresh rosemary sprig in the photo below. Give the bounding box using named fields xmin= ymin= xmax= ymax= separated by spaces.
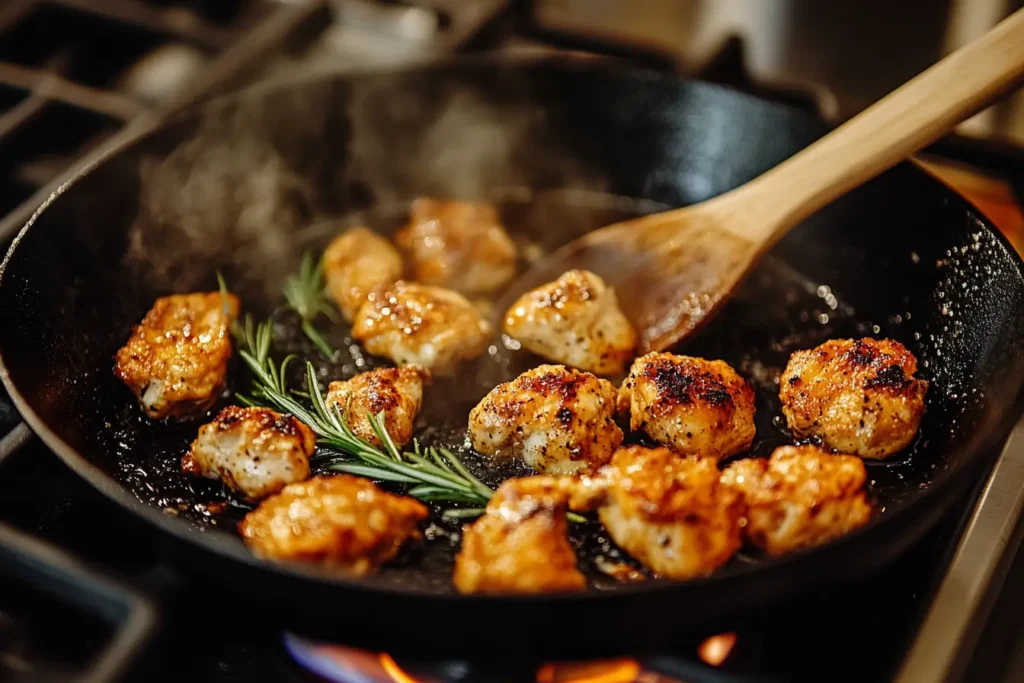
xmin=216 ymin=270 xmax=231 ymax=315
xmin=234 ymin=317 xmax=494 ymax=513
xmin=233 ymin=314 xmax=293 ymax=407
xmin=282 ymin=251 xmax=338 ymax=360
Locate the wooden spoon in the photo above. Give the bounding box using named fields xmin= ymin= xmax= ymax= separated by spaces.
xmin=498 ymin=8 xmax=1024 ymax=354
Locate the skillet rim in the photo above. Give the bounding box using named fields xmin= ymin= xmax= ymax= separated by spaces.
xmin=1 ymin=53 xmax=1022 ymax=603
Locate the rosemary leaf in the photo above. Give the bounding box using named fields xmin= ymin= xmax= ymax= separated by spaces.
xmin=436 ymin=447 xmax=493 ymax=499
xmin=442 ymin=508 xmax=487 ymax=520
xmin=301 ymin=319 xmax=336 ymax=360
xmin=327 ymin=462 xmax=420 ymax=484
xmin=367 ymin=412 xmax=403 ymax=462
xmin=410 ymin=490 xmax=485 ymax=504
xmin=306 ymin=364 xmax=337 ymax=429
xmin=403 ymin=452 xmax=475 ymax=488
xmin=239 ymin=350 xmax=275 ymax=389
xmin=429 ymin=448 xmax=456 ymax=474
xmin=362 ymin=455 xmax=479 ymax=494
xmin=283 ymin=251 xmax=337 ymax=359
xmin=235 ymin=393 xmax=259 ymax=408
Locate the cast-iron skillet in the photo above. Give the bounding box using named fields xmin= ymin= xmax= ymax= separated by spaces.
xmin=1 ymin=57 xmax=1023 ymax=658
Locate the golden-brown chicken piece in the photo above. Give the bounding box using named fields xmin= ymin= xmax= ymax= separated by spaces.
xmin=394 ymin=197 xmax=517 ymax=296
xmin=326 ymin=365 xmax=429 ymax=448
xmin=617 ymin=353 xmax=756 ymax=461
xmin=114 ymin=291 xmax=238 ymax=419
xmin=322 ymin=227 xmax=404 ymax=321
xmin=239 ymin=475 xmax=428 ymax=575
xmin=351 ymin=282 xmax=491 ymax=377
xmin=453 ymin=477 xmax=586 ymax=594
xmin=503 ymin=269 xmax=637 ymax=376
xmin=468 ymin=364 xmax=623 ymax=475
xmin=182 ymin=406 xmax=315 ymax=501
xmin=572 ymin=446 xmax=742 ymax=580
xmin=779 ymin=338 xmax=928 ymax=459
xmin=720 ymin=445 xmax=872 ymax=556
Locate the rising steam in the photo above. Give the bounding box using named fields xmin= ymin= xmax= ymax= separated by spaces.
xmin=124 ymin=64 xmax=610 ymax=304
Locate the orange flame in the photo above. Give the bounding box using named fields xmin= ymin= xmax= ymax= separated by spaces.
xmin=377 ymin=653 xmax=643 ymax=683
xmin=380 ymin=653 xmax=420 ymax=683
xmin=537 ymin=658 xmax=641 ymax=683
xmin=697 ymin=633 xmax=737 ymax=667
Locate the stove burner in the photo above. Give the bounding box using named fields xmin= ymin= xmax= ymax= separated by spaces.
xmin=283 ymin=634 xmax=446 ymax=683
xmin=282 ymin=632 xmax=743 ymax=683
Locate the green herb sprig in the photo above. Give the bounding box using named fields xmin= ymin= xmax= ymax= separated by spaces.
xmin=282 ymin=251 xmax=338 ymax=360
xmin=234 ymin=317 xmax=493 ymax=515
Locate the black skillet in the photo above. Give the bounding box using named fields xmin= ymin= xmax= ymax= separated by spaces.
xmin=1 ymin=56 xmax=1023 ymax=658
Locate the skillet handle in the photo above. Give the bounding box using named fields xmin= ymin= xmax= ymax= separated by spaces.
xmin=739 ymin=7 xmax=1024 ymax=242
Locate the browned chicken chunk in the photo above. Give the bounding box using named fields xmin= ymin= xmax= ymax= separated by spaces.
xmin=453 ymin=477 xmax=585 ymax=594
xmin=114 ymin=291 xmax=238 ymax=419
xmin=720 ymin=445 xmax=872 ymax=555
xmin=503 ymin=269 xmax=637 ymax=376
xmin=322 ymin=227 xmax=404 ymax=321
xmin=239 ymin=475 xmax=428 ymax=575
xmin=572 ymin=446 xmax=743 ymax=580
xmin=325 ymin=365 xmax=429 ymax=448
xmin=183 ymin=406 xmax=315 ymax=501
xmin=395 ymin=197 xmax=517 ymax=296
xmin=617 ymin=353 xmax=756 ymax=460
xmin=351 ymin=281 xmax=491 ymax=376
xmin=779 ymin=338 xmax=928 ymax=459
xmin=468 ymin=364 xmax=623 ymax=474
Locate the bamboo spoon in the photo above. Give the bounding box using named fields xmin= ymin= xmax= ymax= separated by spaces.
xmin=498 ymin=8 xmax=1024 ymax=354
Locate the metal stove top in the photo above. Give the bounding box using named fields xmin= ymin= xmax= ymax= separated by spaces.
xmin=1 ymin=2 xmax=1024 ymax=682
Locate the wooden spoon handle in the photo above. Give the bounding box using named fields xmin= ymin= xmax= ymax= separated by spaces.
xmin=736 ymin=7 xmax=1024 ymax=243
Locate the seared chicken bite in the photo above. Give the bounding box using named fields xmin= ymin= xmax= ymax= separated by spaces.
xmin=503 ymin=269 xmax=637 ymax=376
xmin=322 ymin=227 xmax=404 ymax=321
xmin=351 ymin=282 xmax=491 ymax=376
xmin=239 ymin=475 xmax=427 ymax=575
xmin=395 ymin=197 xmax=516 ymax=296
xmin=326 ymin=365 xmax=429 ymax=448
xmin=720 ymin=445 xmax=872 ymax=555
xmin=183 ymin=406 xmax=314 ymax=501
xmin=454 ymin=477 xmax=585 ymax=594
xmin=468 ymin=364 xmax=623 ymax=474
xmin=114 ymin=291 xmax=238 ymax=419
xmin=617 ymin=353 xmax=756 ymax=460
xmin=572 ymin=446 xmax=742 ymax=580
xmin=779 ymin=338 xmax=928 ymax=458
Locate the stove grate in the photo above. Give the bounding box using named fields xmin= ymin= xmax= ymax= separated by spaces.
xmin=0 ymin=0 xmax=328 ymax=238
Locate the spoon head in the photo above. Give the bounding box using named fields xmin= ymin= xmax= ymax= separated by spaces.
xmin=494 ymin=212 xmax=759 ymax=354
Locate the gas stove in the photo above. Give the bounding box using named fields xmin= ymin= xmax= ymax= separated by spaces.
xmin=0 ymin=432 xmax=1009 ymax=683
xmin=1 ymin=2 xmax=1024 ymax=682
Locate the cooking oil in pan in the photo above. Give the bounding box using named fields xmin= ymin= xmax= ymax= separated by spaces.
xmin=101 ymin=189 xmax=923 ymax=592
